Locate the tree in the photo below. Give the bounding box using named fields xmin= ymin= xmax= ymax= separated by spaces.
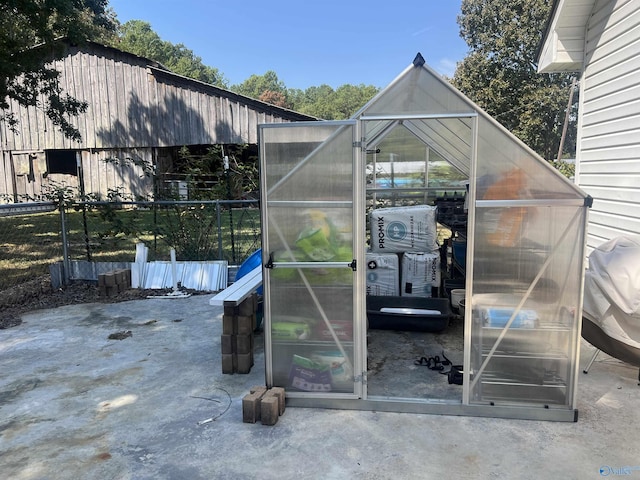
xmin=232 ymin=71 xmax=291 ymax=108
xmin=0 ymin=0 xmax=116 ymax=141
xmin=453 ymin=0 xmax=577 ymax=160
xmin=230 ymin=68 xmax=379 ymax=119
xmin=287 ymin=83 xmax=379 ymax=120
xmin=114 ymin=20 xmax=227 ymax=87
xmin=290 ymin=84 xmax=335 ymax=118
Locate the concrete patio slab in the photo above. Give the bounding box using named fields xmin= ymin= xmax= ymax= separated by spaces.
xmin=1 ymin=295 xmax=639 ymax=479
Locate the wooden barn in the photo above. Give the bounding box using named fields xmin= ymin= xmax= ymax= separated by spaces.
xmin=0 ymin=40 xmax=315 ymax=202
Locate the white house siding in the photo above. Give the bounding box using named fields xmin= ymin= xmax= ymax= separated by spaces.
xmin=577 ymin=0 xmax=640 ymax=249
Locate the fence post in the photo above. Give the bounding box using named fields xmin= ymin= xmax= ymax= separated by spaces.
xmin=216 ymin=201 xmax=223 ymax=260
xmin=59 ymin=199 xmax=71 ymax=286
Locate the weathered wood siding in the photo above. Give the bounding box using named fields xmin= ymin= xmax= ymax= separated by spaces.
xmin=577 ymin=0 xmax=640 ymax=248
xmin=0 ymin=42 xmax=313 ymax=151
xmin=79 ymin=148 xmax=154 ymax=200
xmin=0 ymin=41 xmax=314 ymax=201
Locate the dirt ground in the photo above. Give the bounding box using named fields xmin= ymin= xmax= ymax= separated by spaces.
xmin=0 ymin=276 xmax=201 ymax=330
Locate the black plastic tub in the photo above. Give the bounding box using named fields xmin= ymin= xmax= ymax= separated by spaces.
xmin=366 ymin=296 xmax=451 ymax=332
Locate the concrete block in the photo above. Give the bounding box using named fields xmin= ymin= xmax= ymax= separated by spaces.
xmin=220 ymin=334 xmax=234 ymax=355
xmin=242 ymin=390 xmax=266 ymax=423
xmin=250 ymin=386 xmax=267 ymax=395
xmin=106 ymin=285 xmax=119 ymax=297
xmin=260 ymin=396 xmax=279 ymax=426
xmin=224 ymin=305 xmax=238 ymax=317
xmin=120 ymin=269 xmax=132 ymax=286
xmin=221 ymin=354 xmax=235 ymax=374
xmin=235 ymin=334 xmax=252 ymax=354
xmin=266 ymin=387 xmax=286 ymax=415
xmin=222 ymin=314 xmax=236 ymax=335
xmin=237 ymin=353 xmax=252 ymax=374
xmin=236 ymin=315 xmax=254 ymax=335
xmin=98 ymin=273 xmax=107 ymax=287
xmin=104 ymin=272 xmax=116 ymax=287
xmin=239 ymin=297 xmax=255 ymax=316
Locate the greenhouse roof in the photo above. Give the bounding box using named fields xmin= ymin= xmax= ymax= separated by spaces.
xmin=354 ymin=53 xmax=589 ymax=203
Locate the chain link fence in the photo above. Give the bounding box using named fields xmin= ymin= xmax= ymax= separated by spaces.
xmin=0 ymin=200 xmax=261 ymax=294
xmin=0 ymin=203 xmax=64 ymax=292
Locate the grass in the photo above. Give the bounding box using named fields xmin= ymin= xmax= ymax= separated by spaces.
xmin=0 ymin=204 xmax=262 ymax=291
xmin=2 ymin=201 xmax=452 ymax=292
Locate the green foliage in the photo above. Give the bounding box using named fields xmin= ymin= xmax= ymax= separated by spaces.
xmin=155 ymin=203 xmax=220 ymax=260
xmin=231 ymin=71 xmax=290 ymax=107
xmin=113 ymin=20 xmax=227 ymax=87
xmin=0 ymin=0 xmax=116 ymax=140
xmin=231 ymin=72 xmax=378 ymax=119
xmin=286 ymin=83 xmax=378 ymax=119
xmin=453 ymin=0 xmax=578 ymax=160
xmin=550 ymin=160 xmax=575 ymax=179
xmin=154 ymin=145 xmax=258 ymax=259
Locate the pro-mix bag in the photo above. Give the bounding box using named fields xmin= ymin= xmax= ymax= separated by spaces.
xmin=401 ymin=252 xmax=441 ymax=298
xmin=370 ymin=205 xmax=438 ymax=253
xmin=366 ymin=252 xmax=400 ymax=296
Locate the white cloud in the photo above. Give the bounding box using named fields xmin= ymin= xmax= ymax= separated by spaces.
xmin=412 ymin=26 xmax=433 ymax=37
xmin=435 ymin=58 xmax=458 ymax=77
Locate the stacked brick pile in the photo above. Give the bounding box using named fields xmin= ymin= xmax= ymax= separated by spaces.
xmin=242 ymin=386 xmax=285 ymax=426
xmin=98 ymin=269 xmax=131 ymax=298
xmin=221 ymin=294 xmax=258 ymax=374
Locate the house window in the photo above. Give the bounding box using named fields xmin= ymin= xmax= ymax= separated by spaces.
xmin=46 ymin=150 xmax=78 ymax=176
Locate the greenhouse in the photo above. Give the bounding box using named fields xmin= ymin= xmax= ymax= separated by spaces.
xmin=258 ymin=53 xmax=591 ymax=421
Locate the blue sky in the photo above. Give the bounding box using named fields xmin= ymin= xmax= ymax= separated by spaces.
xmin=108 ymin=0 xmax=468 ymax=90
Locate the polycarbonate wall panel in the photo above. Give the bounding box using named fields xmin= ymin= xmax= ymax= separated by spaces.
xmin=469 ymin=204 xmax=587 ymax=406
xmin=265 ymin=206 xmax=353 ymax=263
xmin=264 ymin=124 xmax=354 ymax=202
xmin=261 ymin=121 xmax=358 ymax=397
xmin=475 ymin=117 xmax=578 ymax=200
xmin=269 ymin=281 xmax=355 ymax=393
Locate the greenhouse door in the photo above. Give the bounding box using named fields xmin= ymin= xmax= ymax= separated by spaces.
xmin=259 ymin=120 xmax=364 ymax=399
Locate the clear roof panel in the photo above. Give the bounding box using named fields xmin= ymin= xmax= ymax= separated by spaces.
xmin=357 ymin=62 xmax=474 ymax=117
xmin=356 ymin=56 xmax=587 ymax=202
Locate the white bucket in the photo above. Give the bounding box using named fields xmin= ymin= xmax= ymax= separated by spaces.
xmin=459 ymin=299 xmax=466 ymax=316
xmin=451 ymin=289 xmax=465 ymax=311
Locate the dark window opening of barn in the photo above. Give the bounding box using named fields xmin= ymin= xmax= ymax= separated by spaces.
xmin=46 ymin=150 xmax=78 ymax=176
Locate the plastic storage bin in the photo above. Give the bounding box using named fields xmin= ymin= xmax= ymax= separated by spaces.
xmin=366 ymin=296 xmax=451 ymax=332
